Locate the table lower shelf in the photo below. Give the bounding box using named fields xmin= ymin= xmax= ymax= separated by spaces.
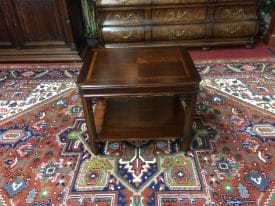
xmin=93 ymin=96 xmax=185 ymax=142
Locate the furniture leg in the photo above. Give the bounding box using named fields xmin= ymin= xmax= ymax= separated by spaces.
xmin=181 ymin=94 xmax=198 ymax=152
xmin=81 ymin=97 xmax=99 ymax=155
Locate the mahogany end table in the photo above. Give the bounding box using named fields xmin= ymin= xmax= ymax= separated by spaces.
xmin=77 ymin=47 xmax=201 ymax=155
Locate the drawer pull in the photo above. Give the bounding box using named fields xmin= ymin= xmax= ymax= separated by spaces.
xmin=117 ymin=32 xmax=137 ymax=40
xmin=224 ymin=8 xmax=245 ymax=17
xmin=169 ymin=10 xmax=188 ymax=19
xmin=225 ymin=26 xmax=240 ymax=34
xmin=169 ymin=30 xmax=186 ymax=40
xmin=114 ymin=13 xmax=136 ymax=22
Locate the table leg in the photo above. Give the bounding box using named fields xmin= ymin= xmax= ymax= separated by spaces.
xmin=81 ymin=97 xmax=99 ymax=155
xmin=180 ymin=93 xmax=198 ymax=152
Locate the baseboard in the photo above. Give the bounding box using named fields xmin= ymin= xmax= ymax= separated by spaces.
xmin=0 ymin=47 xmax=83 ymax=62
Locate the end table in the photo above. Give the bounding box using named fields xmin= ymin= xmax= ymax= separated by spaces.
xmin=77 ymin=47 xmax=201 ymax=155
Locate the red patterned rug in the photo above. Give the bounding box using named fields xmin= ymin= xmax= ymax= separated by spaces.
xmin=0 ymin=59 xmax=274 ymax=206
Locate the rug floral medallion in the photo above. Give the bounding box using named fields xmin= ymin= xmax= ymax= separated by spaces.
xmin=0 ymin=60 xmax=274 ymax=206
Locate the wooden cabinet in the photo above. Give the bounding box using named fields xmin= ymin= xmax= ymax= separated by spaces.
xmin=95 ymin=0 xmax=261 ymax=48
xmin=0 ymin=0 xmax=85 ymax=61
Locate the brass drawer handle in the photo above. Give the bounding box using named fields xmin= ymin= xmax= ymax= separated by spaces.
xmin=169 ymin=30 xmax=186 ymax=40
xmin=169 ymin=10 xmax=188 ymax=19
xmin=225 ymin=26 xmax=240 ymax=34
xmin=114 ymin=13 xmax=136 ymax=22
xmin=224 ymin=8 xmax=245 ymax=17
xmin=117 ymin=32 xmax=137 ymax=40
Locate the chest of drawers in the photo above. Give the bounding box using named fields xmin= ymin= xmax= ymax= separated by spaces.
xmin=95 ymin=0 xmax=260 ymax=48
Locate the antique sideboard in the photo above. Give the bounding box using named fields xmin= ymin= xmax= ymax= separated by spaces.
xmin=95 ymin=0 xmax=261 ymax=48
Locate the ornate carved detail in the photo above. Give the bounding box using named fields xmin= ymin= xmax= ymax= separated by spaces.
xmin=100 ymin=11 xmax=143 ymax=26
xmin=114 ymin=13 xmax=137 ymax=22
xmin=168 ymin=10 xmax=188 ymax=19
xmin=225 ymin=25 xmax=241 ymax=34
xmin=152 ymin=7 xmax=207 ymax=23
xmin=219 ymin=24 xmax=242 ymax=36
xmin=169 ymin=30 xmax=186 ymax=40
xmin=116 ymin=31 xmax=137 ymax=40
xmin=214 ymin=22 xmax=256 ymax=37
xmin=102 ymin=27 xmax=144 ymax=42
xmin=223 ymin=8 xmax=245 ymax=18
xmin=153 ymin=25 xmax=206 ymax=40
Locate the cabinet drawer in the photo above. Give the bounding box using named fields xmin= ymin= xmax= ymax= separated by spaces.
xmin=96 ymin=0 xmax=145 ymax=7
xmin=101 ymin=27 xmax=145 ymax=42
xmin=152 ymin=24 xmax=206 ymax=40
xmin=152 ymin=7 xmax=207 ymax=23
xmin=152 ymin=0 xmax=209 ymax=5
xmin=98 ymin=10 xmax=145 ymax=26
xmin=214 ymin=5 xmax=257 ymax=20
xmin=213 ymin=21 xmax=258 ymax=37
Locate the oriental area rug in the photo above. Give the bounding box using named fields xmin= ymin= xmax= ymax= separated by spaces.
xmin=0 ymin=59 xmax=274 ymax=206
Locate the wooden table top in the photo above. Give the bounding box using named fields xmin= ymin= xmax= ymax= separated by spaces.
xmin=78 ymin=46 xmax=200 ymax=86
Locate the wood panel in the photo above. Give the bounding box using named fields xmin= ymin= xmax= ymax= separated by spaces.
xmin=0 ymin=0 xmax=85 ymax=62
xmin=0 ymin=0 xmax=22 ymax=48
xmin=0 ymin=7 xmax=13 ymax=47
xmin=12 ymin=0 xmax=65 ymax=46
xmin=95 ymin=96 xmax=184 ymax=141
